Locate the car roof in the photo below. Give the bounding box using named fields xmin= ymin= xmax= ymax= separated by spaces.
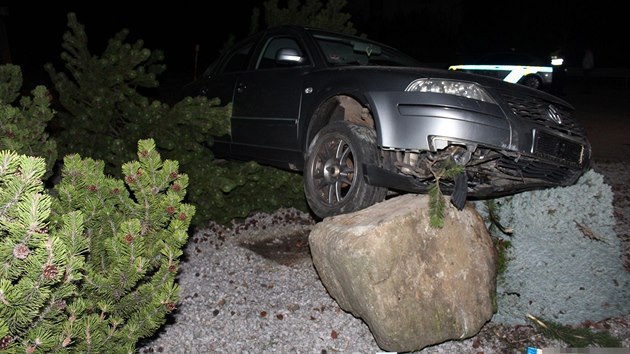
xmin=266 ymin=25 xmax=424 ymax=66
xmin=270 ymin=25 xmax=397 ymax=50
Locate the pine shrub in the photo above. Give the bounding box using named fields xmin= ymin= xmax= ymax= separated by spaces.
xmin=252 ymin=0 xmax=357 ymax=35
xmin=46 ymin=12 xmax=306 ymax=228
xmin=0 ymin=64 xmax=57 ymax=180
xmin=0 ymin=139 xmax=193 ymax=352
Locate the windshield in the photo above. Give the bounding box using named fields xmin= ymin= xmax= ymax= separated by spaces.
xmin=312 ymin=33 xmax=421 ymax=67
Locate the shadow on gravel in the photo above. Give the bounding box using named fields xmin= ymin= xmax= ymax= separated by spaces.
xmin=239 ymin=230 xmax=312 ymax=266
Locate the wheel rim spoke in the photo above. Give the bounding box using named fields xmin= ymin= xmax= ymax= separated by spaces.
xmin=328 ymin=183 xmax=338 ymax=203
xmin=335 ymin=139 xmax=347 ymax=159
xmin=338 ymin=141 xmax=355 ymax=188
xmin=338 ymin=170 xmax=354 ymax=186
xmin=311 ymin=134 xmax=359 ymax=206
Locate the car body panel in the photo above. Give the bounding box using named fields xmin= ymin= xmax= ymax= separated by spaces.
xmin=231 ymin=67 xmax=303 ymax=151
xmin=367 ymin=90 xmax=509 ymax=151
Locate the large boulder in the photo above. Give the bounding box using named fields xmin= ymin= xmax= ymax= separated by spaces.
xmin=309 ymin=194 xmax=497 ymax=352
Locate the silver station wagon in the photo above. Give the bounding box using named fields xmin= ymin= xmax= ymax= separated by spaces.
xmin=183 ymin=26 xmax=592 ymax=218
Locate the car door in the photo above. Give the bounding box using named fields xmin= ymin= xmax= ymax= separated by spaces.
xmin=182 ymin=36 xmax=258 ymax=156
xmin=230 ymin=34 xmax=311 ymax=165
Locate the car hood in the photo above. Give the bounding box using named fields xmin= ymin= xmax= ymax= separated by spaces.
xmin=323 ymin=65 xmax=574 ymax=109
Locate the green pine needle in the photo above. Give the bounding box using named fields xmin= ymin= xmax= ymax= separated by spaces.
xmin=527 ymin=314 xmax=623 ymax=348
xmin=443 ymin=164 xmax=465 ymax=179
xmin=428 ymin=183 xmax=445 ymax=228
xmin=427 ymin=162 xmax=466 ymax=229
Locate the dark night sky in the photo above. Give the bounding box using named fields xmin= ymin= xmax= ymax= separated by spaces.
xmin=3 ymin=2 xmax=261 ymax=87
xmin=2 ymin=1 xmax=627 ymax=90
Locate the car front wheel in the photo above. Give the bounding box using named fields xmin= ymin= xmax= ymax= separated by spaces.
xmin=304 ymin=121 xmax=387 ymax=218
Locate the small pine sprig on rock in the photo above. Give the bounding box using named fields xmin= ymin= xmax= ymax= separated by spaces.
xmin=428 ymin=158 xmax=465 ymax=228
xmin=0 ymin=139 xmax=193 ymax=352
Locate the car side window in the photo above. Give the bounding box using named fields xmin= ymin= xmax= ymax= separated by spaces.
xmin=221 ymin=40 xmax=255 ymax=74
xmin=314 ymin=35 xmax=420 ymax=67
xmin=318 ymin=39 xmax=360 ymax=65
xmin=256 ymin=36 xmax=308 ymax=70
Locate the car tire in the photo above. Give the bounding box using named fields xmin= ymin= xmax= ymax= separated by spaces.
xmin=304 ymin=121 xmax=387 ymax=218
xmin=522 ymin=75 xmax=541 ymax=89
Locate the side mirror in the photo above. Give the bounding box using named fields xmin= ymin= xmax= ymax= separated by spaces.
xmin=276 ymin=48 xmax=304 ymax=64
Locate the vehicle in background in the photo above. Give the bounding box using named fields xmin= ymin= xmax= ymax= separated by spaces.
xmin=449 ymin=51 xmax=557 ymax=90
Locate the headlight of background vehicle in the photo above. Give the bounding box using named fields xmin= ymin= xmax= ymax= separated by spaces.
xmin=405 ymin=78 xmax=497 ymax=104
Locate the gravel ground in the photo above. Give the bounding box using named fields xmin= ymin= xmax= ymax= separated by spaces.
xmin=137 ymin=160 xmax=630 ymax=354
xmin=138 ymin=73 xmax=630 ymax=354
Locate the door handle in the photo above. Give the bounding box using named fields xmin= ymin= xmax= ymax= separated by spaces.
xmin=236 ymin=82 xmax=246 ymax=93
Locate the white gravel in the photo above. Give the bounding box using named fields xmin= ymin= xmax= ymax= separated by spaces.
xmin=138 ymin=161 xmax=630 ymax=353
xmin=137 ymin=209 xmax=492 ymax=353
xmin=138 ymin=209 xmax=388 ymax=353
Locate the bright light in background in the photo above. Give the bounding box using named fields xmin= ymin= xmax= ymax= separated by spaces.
xmin=551 ymin=57 xmax=564 ymax=66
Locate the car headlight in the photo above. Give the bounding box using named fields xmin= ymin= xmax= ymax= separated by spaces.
xmin=405 ymin=78 xmax=497 ymax=104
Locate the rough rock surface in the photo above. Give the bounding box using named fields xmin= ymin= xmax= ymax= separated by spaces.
xmin=309 ymin=194 xmax=497 ymax=352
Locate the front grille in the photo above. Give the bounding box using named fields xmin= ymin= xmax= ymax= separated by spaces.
xmin=500 ymin=93 xmax=587 ymax=138
xmin=496 ymin=156 xmax=582 ymax=186
xmin=534 ymin=130 xmax=585 ymax=166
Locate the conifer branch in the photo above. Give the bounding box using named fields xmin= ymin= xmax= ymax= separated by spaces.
xmin=526 ymin=313 xmax=622 ymax=347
